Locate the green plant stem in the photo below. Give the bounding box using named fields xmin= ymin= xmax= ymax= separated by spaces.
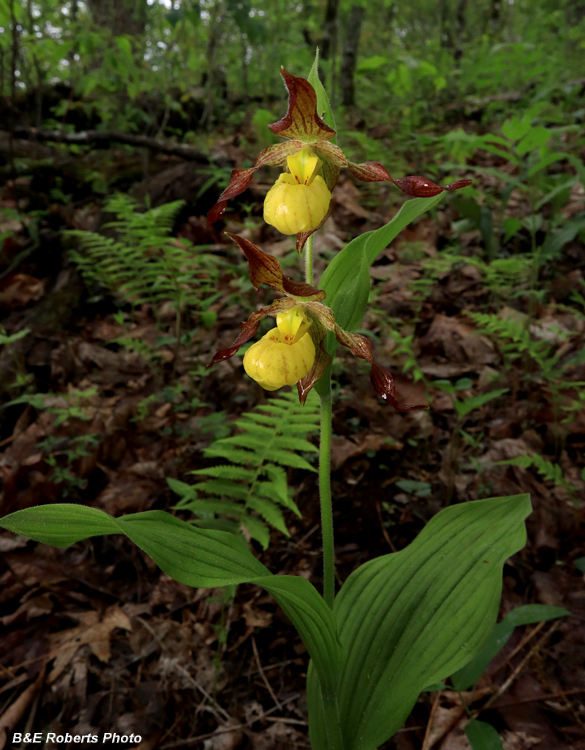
xmin=318 ymin=369 xmax=335 ymax=609
xmin=321 ymin=687 xmax=345 ymax=750
xmin=305 ymin=234 xmax=313 ymax=285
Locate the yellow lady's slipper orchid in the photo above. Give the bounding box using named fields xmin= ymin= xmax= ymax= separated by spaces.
xmin=263 ymin=147 xmax=332 ymax=235
xmin=209 ymin=234 xmax=427 ymax=411
xmin=243 ymin=305 xmax=316 ymax=391
xmin=207 ymin=68 xmax=471 ymax=252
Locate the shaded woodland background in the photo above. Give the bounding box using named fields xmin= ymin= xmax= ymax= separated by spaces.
xmin=1 ymin=0 xmax=585 ymax=748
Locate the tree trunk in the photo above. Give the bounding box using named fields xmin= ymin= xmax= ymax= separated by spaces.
xmin=340 ymin=5 xmax=365 ymax=107
xmin=321 ymin=0 xmax=339 ymax=61
xmin=489 ymin=0 xmax=502 ymax=34
xmin=200 ymin=0 xmax=225 ymax=130
xmin=439 ymin=0 xmax=454 ymax=51
xmin=454 ymin=0 xmax=467 ymax=64
xmin=566 ymin=0 xmax=585 ymax=23
xmin=86 ymin=0 xmax=147 ymax=37
xmin=320 ymin=0 xmax=339 ymax=101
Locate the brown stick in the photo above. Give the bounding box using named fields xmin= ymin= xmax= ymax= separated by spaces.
xmin=11 ymin=127 xmax=210 ymax=161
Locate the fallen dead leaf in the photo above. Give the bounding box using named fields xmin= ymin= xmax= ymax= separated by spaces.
xmin=332 ymin=179 xmax=370 ymax=219
xmin=0 ymin=274 xmax=45 ymax=308
xmin=331 ymin=432 xmax=403 ymax=471
xmin=0 ymin=593 xmax=54 ymax=627
xmin=0 ymin=669 xmax=44 ymax=750
xmin=48 ymin=605 xmax=131 ymax=683
xmin=420 ymin=313 xmax=497 ymax=366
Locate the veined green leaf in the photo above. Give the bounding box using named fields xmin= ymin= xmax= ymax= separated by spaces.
xmin=0 ymin=505 xmax=342 ymax=705
xmin=0 ymin=505 xmax=268 ymax=585
xmin=319 ymin=195 xmax=444 ymax=354
xmin=307 ymin=494 xmax=531 ymax=750
xmin=308 ymin=48 xmax=336 ymax=140
xmin=451 ymin=603 xmax=569 ymax=691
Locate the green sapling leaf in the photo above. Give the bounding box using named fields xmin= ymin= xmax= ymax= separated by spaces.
xmin=307 ymin=493 xmax=532 ymax=750
xmin=502 ymin=115 xmax=531 ymax=142
xmin=395 ymin=480 xmax=432 ymax=497
xmin=465 ymin=719 xmax=505 ymax=750
xmin=516 ymin=126 xmax=551 ymax=156
xmin=454 ymin=389 xmax=509 ymax=418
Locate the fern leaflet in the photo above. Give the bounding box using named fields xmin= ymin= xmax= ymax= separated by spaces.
xmin=494 ymin=452 xmax=575 ymax=494
xmin=169 ymin=390 xmax=320 ymax=549
xmin=66 ymin=193 xmax=226 ymax=315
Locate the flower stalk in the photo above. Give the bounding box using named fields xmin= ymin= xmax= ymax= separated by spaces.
xmin=317 ymin=368 xmax=335 ymax=609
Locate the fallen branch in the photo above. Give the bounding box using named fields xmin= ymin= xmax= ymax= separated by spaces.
xmin=448 ymin=77 xmax=585 ymax=111
xmin=11 ymin=127 xmax=209 ymax=162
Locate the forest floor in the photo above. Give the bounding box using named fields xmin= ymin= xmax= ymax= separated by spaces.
xmin=1 ymin=129 xmax=585 ymax=750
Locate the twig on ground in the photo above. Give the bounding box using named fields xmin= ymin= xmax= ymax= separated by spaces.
xmin=252 ymin=635 xmax=283 ymax=711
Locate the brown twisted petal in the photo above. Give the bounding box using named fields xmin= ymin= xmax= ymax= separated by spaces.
xmin=337 ymin=331 xmax=427 ymax=409
xmin=369 ymin=361 xmax=428 ymax=412
xmin=320 ymin=161 xmax=341 ymax=193
xmin=347 ymin=161 xmax=393 ymax=182
xmin=346 ymin=161 xmax=472 ymax=197
xmin=391 ymin=176 xmax=472 ymax=197
xmin=304 ymin=302 xmax=427 ymax=410
xmin=268 ymin=68 xmax=336 ymax=143
xmin=296 ymin=320 xmax=332 ymax=403
xmin=207 ymin=298 xmax=294 ymax=367
xmin=207 ymin=168 xmax=256 ymax=225
xmin=206 ymin=140 xmax=302 ymax=226
xmin=225 ymin=233 xmax=326 ymax=300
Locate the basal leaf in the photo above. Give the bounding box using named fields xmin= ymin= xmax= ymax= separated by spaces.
xmin=0 ymin=505 xmax=342 ymax=708
xmin=307 ymin=494 xmax=531 ymax=750
xmin=0 ymin=506 xmax=268 ymax=586
xmin=0 ymin=504 xmax=119 ymax=547
xmin=451 ymin=603 xmax=569 ymax=691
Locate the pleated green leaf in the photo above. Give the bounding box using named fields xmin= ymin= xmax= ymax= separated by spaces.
xmin=0 ymin=504 xmax=120 ymax=546
xmin=0 ymin=504 xmax=342 ymax=710
xmin=318 ymin=194 xmax=444 ymax=360
xmin=451 ymin=603 xmax=570 ymax=691
xmin=307 ymin=493 xmax=531 ymax=750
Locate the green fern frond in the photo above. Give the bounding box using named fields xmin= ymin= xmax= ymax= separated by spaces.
xmin=494 ymin=452 xmax=575 ymax=493
xmin=65 ymin=193 xmax=224 ymax=313
xmin=170 ymin=389 xmax=320 ymax=549
xmin=466 ymin=310 xmax=559 ymax=373
xmin=203 ymin=446 xmax=262 ymax=466
xmin=191 ymin=465 xmax=259 ymax=482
